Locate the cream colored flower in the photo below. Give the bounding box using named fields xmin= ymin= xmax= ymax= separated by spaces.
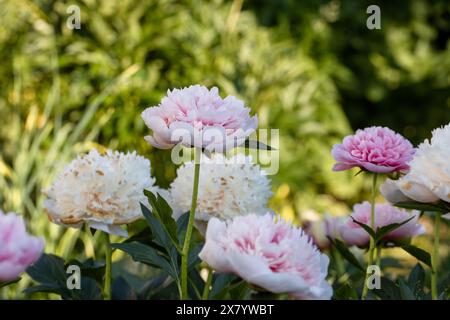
xmin=43 ymin=149 xmax=163 ymax=237
xmin=170 ymin=154 xmax=272 ymax=233
xmin=381 ymin=123 xmax=450 ymax=206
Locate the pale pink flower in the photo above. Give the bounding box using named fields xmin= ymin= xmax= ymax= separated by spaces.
xmin=340 ymin=202 xmax=425 ymax=247
xmin=141 ymin=85 xmax=258 ymax=152
xmin=332 ymin=126 xmax=415 ymax=173
xmin=303 ymin=215 xmax=344 ymax=250
xmin=199 ymin=214 xmax=332 ymax=300
xmin=0 ymin=211 xmax=44 ymax=281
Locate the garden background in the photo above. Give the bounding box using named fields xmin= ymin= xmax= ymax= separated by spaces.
xmin=0 ymin=0 xmax=449 ymax=298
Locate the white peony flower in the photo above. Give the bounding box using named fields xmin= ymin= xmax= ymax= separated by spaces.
xmin=43 ymin=149 xmax=164 ymax=237
xmin=381 ymin=123 xmax=450 ymax=206
xmin=170 ymin=154 xmax=272 ymax=233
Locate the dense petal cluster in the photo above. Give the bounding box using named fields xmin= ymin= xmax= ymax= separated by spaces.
xmin=0 ymin=211 xmax=44 ymax=281
xmin=43 ymin=149 xmax=161 ymax=237
xmin=340 ymin=202 xmax=425 ymax=247
xmin=199 ymin=214 xmax=332 ymax=300
xmin=332 ymin=126 xmax=415 ymax=173
xmin=170 ymin=154 xmax=272 ymax=232
xmin=141 ymin=85 xmax=258 ymax=151
xmin=381 ymin=123 xmax=450 ymax=205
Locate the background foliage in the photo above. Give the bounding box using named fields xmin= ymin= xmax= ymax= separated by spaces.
xmin=0 ymin=0 xmax=449 ymax=298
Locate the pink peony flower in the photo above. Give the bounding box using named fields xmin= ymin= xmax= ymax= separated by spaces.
xmin=0 ymin=211 xmax=44 ymax=281
xmin=332 ymin=126 xmax=415 ymax=173
xmin=141 ymin=85 xmax=258 ymax=152
xmin=339 ymin=202 xmax=425 ymax=247
xmin=199 ymin=214 xmax=332 ymax=300
xmin=303 ymin=215 xmax=344 ymax=250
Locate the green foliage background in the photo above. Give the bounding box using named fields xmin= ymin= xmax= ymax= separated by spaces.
xmin=0 ymin=0 xmax=449 ymax=298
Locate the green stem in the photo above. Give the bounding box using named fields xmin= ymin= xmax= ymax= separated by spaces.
xmin=104 ymin=232 xmax=112 ymax=300
xmin=332 ymin=246 xmax=345 ymax=278
xmin=376 ymin=245 xmax=381 ymax=268
xmin=431 ymin=213 xmax=441 ymax=300
xmin=361 ymin=173 xmax=378 ymax=300
xmin=202 ymin=267 xmax=213 ymax=300
xmin=181 ymin=148 xmax=201 ymax=300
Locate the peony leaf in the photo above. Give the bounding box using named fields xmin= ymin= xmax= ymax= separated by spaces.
xmin=398 ymin=278 xmax=416 ymax=300
xmin=394 ymin=201 xmax=449 ymax=214
xmin=0 ymin=278 xmax=21 ymax=289
xmin=140 ymin=202 xmax=172 ymax=250
xmin=401 ymin=245 xmax=432 ymax=268
xmin=408 ymin=263 xmax=425 ymax=299
xmin=144 ymin=190 xmax=181 ymax=252
xmin=350 ymin=217 xmax=376 ymax=239
xmin=25 ymin=254 xmax=102 ymax=300
xmin=334 ymin=283 xmax=358 ymax=300
xmin=176 ymin=211 xmax=190 ymax=246
xmin=329 ymin=238 xmax=364 ymax=272
xmin=373 ymin=277 xmax=401 ymax=300
xmin=374 ymin=216 xmax=415 ymax=244
xmin=112 ymin=276 xmax=137 ymax=300
xmin=111 ymin=242 xmax=177 ymax=279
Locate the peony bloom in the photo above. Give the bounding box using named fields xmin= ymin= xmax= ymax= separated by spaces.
xmin=199 ymin=214 xmax=332 ymax=300
xmin=43 ymin=149 xmax=165 ymax=237
xmin=170 ymin=154 xmax=272 ymax=234
xmin=303 ymin=215 xmax=344 ymax=250
xmin=381 ymin=123 xmax=450 ymax=205
xmin=340 ymin=202 xmax=425 ymax=247
xmin=0 ymin=211 xmax=44 ymax=281
xmin=332 ymin=126 xmax=415 ymax=173
xmin=141 ymin=85 xmax=258 ymax=152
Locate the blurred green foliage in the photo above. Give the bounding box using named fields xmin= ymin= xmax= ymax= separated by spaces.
xmin=0 ymin=0 xmax=449 ymax=298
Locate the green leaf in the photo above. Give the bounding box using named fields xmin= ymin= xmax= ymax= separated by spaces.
xmin=76 ymin=277 xmax=103 ymax=300
xmin=210 ymin=274 xmax=238 ymax=299
xmin=124 ymin=226 xmax=153 ymax=245
xmin=243 ymin=139 xmax=275 ymax=150
xmin=229 ymin=281 xmax=250 ymax=299
xmin=395 ymin=201 xmax=449 ymax=214
xmin=408 ymin=263 xmax=425 ymax=299
xmin=177 ymin=211 xmax=190 ymax=246
xmin=140 ymin=202 xmax=171 ymax=249
xmin=66 ymin=259 xmax=105 ymax=284
xmin=112 ymin=276 xmax=137 ymax=300
xmin=111 ymin=242 xmax=176 ymax=279
xmin=188 ymin=243 xmax=203 ymax=270
xmin=0 ymin=278 xmax=21 ymax=289
xmin=329 ymin=238 xmax=364 ymax=272
xmin=350 ymin=217 xmax=376 ymax=239
xmin=138 ymin=274 xmax=171 ymax=300
xmin=398 ymin=278 xmax=416 ymax=300
xmin=374 ymin=216 xmax=415 ymax=243
xmin=25 ymin=254 xmax=103 ymax=300
xmin=188 ymin=269 xmax=205 ymax=300
xmin=401 ymin=245 xmax=432 ymax=268
xmin=144 ymin=190 xmax=180 ymax=251
xmin=24 ymin=284 xmax=65 ymax=296
xmin=26 ymin=254 xmax=71 ymax=299
xmin=373 ymin=277 xmax=401 ymax=300
xmin=334 ymin=283 xmax=358 ymax=300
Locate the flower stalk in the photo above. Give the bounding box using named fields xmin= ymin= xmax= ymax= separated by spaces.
xmin=104 ymin=232 xmax=112 ymax=300
xmin=431 ymin=213 xmax=441 ymax=300
xmin=202 ymin=267 xmax=214 ymax=300
xmin=362 ymin=173 xmax=378 ymax=300
xmin=181 ymin=148 xmax=201 ymax=299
